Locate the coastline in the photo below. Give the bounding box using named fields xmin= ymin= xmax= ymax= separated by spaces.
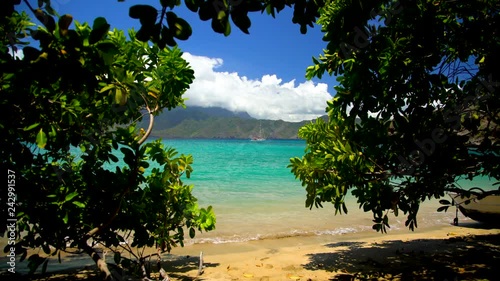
xmin=3 ymin=223 xmax=499 ymax=280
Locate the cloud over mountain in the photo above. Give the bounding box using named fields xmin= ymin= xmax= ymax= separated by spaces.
xmin=182 ymin=53 xmax=333 ymax=122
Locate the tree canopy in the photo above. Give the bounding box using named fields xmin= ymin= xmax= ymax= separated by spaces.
xmin=289 ymin=0 xmax=500 ymax=232
xmin=1 ymin=1 xmax=214 ymax=279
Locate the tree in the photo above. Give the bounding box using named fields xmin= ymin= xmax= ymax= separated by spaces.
xmin=1 ymin=1 xmax=215 ymax=279
xmin=118 ymin=0 xmax=499 ymax=232
xmin=289 ymin=0 xmax=500 ymax=232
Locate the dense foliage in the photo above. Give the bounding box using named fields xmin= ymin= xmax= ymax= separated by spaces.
xmin=119 ymin=0 xmax=499 ymax=232
xmin=289 ymin=0 xmax=500 ymax=232
xmin=1 ymin=0 xmax=214 ymax=279
xmin=2 ymin=0 xmax=498 ymax=278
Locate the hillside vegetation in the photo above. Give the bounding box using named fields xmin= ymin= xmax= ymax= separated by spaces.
xmin=148 ymin=106 xmax=314 ymax=139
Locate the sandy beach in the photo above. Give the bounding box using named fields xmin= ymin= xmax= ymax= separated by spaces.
xmin=2 ymin=223 xmax=499 ymax=281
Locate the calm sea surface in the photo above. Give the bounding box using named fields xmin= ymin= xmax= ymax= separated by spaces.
xmin=150 ymin=139 xmax=496 ymax=244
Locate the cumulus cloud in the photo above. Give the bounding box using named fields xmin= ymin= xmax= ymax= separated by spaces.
xmin=182 ymin=53 xmax=333 ymax=122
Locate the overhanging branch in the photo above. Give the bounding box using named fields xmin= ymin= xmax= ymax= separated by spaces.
xmin=138 ymin=104 xmax=158 ymax=145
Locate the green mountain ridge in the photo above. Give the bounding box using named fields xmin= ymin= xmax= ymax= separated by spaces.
xmin=147 ymin=106 xmax=318 ymax=139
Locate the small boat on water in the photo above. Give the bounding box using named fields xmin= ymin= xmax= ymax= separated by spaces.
xmin=251 ymin=122 xmax=266 ymax=141
xmin=251 ymin=136 xmax=266 ymax=142
xmin=449 ymin=191 xmax=500 ymax=225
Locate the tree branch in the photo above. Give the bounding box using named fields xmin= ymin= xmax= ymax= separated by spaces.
xmin=81 ymin=242 xmax=113 ymax=280
xmin=138 ymin=103 xmax=159 ymax=145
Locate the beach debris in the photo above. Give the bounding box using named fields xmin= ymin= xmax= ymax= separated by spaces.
xmin=159 ymin=268 xmax=170 ymax=281
xmin=154 ymin=248 xmax=170 ymax=281
xmin=256 ymin=263 xmax=263 ymax=267
xmin=243 ymin=273 xmax=254 ymax=278
xmin=198 ymin=251 xmax=204 ymax=275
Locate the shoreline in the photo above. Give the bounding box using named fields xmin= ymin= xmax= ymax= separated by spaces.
xmin=2 ymin=223 xmax=499 ymax=280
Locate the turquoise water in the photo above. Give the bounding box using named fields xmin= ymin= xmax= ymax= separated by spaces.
xmin=167 ymin=139 xmax=306 ymax=207
xmin=153 ymin=139 xmax=497 ymax=244
xmin=70 ymin=139 xmax=497 ymax=243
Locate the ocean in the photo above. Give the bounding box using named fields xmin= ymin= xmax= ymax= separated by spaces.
xmin=155 ymin=139 xmax=497 ymax=245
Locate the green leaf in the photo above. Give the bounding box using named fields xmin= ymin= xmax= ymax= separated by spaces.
xmin=64 ymin=192 xmax=78 ymax=202
xmin=224 ymin=19 xmax=231 ymax=37
xmin=189 ymin=227 xmax=195 ymax=239
xmin=99 ymin=83 xmax=115 ymax=93
xmin=22 ymin=46 xmax=41 ymax=61
xmin=437 ymin=206 xmax=449 ymax=212
xmin=129 ymin=5 xmax=157 ymax=20
xmin=49 ymin=125 xmax=57 ymax=138
xmin=58 ymin=14 xmax=73 ymax=36
xmin=24 ymin=123 xmax=40 ymax=131
xmin=231 ymin=12 xmax=251 ymax=34
xmin=185 ymin=0 xmax=199 ymax=12
xmin=36 ymin=128 xmax=47 ymax=149
xmin=135 ymin=25 xmax=153 ymax=42
xmin=72 ymin=201 xmax=85 ymax=208
xmin=108 ymin=154 xmax=119 ymax=163
xmin=172 ymin=17 xmax=192 ymax=40
xmin=115 ymin=88 xmax=127 ymax=105
xmin=439 ymin=199 xmax=451 ymax=205
xmin=89 ymin=17 xmax=110 ymax=44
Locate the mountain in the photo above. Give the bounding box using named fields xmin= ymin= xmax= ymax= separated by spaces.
xmin=150 ymin=106 xmax=252 ymax=130
xmin=145 ymin=106 xmax=316 ymax=139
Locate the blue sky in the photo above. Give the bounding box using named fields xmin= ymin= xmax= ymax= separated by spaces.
xmin=19 ymin=0 xmax=336 ymax=121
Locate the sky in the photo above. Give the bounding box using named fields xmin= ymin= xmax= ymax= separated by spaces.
xmin=19 ymin=0 xmax=337 ymax=121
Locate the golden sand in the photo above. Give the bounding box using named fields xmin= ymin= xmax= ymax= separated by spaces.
xmin=3 ymin=224 xmax=499 ymax=280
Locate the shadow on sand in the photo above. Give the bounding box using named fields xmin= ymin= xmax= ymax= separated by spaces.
xmin=304 ymin=233 xmax=500 ymax=280
xmin=162 ymin=255 xmax=219 ymax=281
xmin=0 ymin=254 xmax=219 ymax=281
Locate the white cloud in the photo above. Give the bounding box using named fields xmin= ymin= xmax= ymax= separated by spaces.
xmin=182 ymin=53 xmax=333 ymax=122
xmin=8 ymin=47 xmax=23 ymax=60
